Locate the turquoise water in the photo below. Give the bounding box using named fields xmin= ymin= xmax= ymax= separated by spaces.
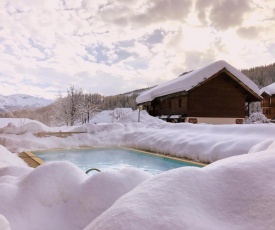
xmin=34 ymin=148 xmax=202 ymax=174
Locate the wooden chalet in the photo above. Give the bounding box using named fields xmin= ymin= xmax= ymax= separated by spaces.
xmin=260 ymin=83 xmax=275 ymax=119
xmin=136 ymin=60 xmax=261 ymax=124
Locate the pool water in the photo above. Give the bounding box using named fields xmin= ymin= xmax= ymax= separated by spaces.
xmin=34 ymin=148 xmax=202 ymax=174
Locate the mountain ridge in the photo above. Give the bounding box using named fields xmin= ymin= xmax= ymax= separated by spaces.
xmin=0 ymin=94 xmax=53 ymax=111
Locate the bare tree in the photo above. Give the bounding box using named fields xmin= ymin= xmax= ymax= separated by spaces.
xmin=52 ymin=93 xmax=70 ymax=126
xmin=52 ymin=86 xmax=84 ymax=126
xmin=66 ymin=85 xmax=84 ymax=126
xmin=81 ymin=93 xmax=102 ymax=124
xmin=52 ymin=86 xmax=105 ymax=126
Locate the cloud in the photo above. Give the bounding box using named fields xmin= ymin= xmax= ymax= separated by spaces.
xmin=96 ymin=0 xmax=193 ymax=28
xmin=0 ymin=0 xmax=274 ymax=100
xmin=237 ymin=26 xmax=261 ymax=39
xmin=196 ymin=0 xmax=252 ymax=30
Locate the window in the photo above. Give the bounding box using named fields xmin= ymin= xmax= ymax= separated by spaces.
xmin=178 ymin=98 xmax=182 ymax=108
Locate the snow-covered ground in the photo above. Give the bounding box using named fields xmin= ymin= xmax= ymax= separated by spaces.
xmin=0 ymin=111 xmax=274 ymax=163
xmin=0 ymin=111 xmax=275 ymax=229
xmin=88 ymin=110 xmax=113 ymax=123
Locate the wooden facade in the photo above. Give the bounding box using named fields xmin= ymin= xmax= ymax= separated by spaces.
xmin=261 ymin=92 xmax=275 ymax=119
xmin=139 ymin=69 xmax=261 ymax=124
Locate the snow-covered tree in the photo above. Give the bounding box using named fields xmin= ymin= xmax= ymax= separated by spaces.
xmin=52 ymin=86 xmax=103 ymax=126
xmin=80 ymin=93 xmax=102 ymax=124
xmin=248 ymin=102 xmax=261 ymax=114
xmin=244 ymin=112 xmax=269 ymax=124
xmin=52 ymin=93 xmax=70 ymax=126
xmin=52 ymin=86 xmax=84 ymax=126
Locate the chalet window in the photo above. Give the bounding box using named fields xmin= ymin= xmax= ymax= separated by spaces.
xmin=169 ymin=100 xmax=172 ymax=109
xmin=178 ymin=98 xmax=182 ymax=108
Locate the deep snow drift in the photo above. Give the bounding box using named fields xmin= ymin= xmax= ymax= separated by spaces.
xmin=0 ymin=112 xmax=275 ymax=229
xmin=0 ymin=133 xmax=275 ymax=229
xmin=0 ymin=111 xmax=274 ymax=163
xmin=85 ymin=143 xmax=275 ymax=230
xmin=0 ymin=154 xmax=150 ymax=230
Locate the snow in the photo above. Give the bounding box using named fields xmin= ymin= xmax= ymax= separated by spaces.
xmin=0 ymin=162 xmax=149 ymax=230
xmin=89 ymin=110 xmax=113 ymax=123
xmin=260 ymin=82 xmax=275 ymax=95
xmin=136 ymin=60 xmax=260 ymax=103
xmin=0 ymin=145 xmax=27 ymax=168
xmin=0 ymin=118 xmax=40 ymax=128
xmin=0 ymin=111 xmax=275 ymax=229
xmin=0 ymin=111 xmax=273 ymax=163
xmin=78 ymin=109 xmax=133 ymax=124
xmin=85 ymin=147 xmax=275 ymax=230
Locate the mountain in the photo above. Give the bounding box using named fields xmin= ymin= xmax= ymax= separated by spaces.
xmin=0 ymin=94 xmax=53 ymax=111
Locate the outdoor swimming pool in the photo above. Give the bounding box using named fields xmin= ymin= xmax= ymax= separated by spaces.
xmin=34 ymin=148 xmax=203 ymax=174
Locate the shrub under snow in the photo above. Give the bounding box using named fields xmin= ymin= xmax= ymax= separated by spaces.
xmin=244 ymin=112 xmax=269 ymax=124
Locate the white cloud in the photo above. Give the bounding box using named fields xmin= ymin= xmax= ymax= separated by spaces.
xmin=0 ymin=0 xmax=274 ymax=100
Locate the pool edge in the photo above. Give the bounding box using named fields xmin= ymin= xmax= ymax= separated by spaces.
xmin=121 ymin=147 xmax=207 ymax=167
xmin=18 ymin=151 xmax=44 ymax=168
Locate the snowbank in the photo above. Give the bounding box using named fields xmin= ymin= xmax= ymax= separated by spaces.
xmin=119 ymin=118 xmax=275 ymax=162
xmin=0 ymin=122 xmax=49 ymax=134
xmin=0 ymin=214 xmax=10 ymax=230
xmin=118 ymin=110 xmax=165 ymax=125
xmin=0 ymin=118 xmax=42 ymax=128
xmin=89 ymin=110 xmax=113 ymax=124
xmin=0 ymin=114 xmax=275 ymax=229
xmin=0 ymin=145 xmax=27 ymax=168
xmin=0 ymin=140 xmax=272 ymax=230
xmin=85 ymin=146 xmax=275 ymax=230
xmin=0 ymin=162 xmax=150 ymax=230
xmin=0 ymin=114 xmax=275 ymax=163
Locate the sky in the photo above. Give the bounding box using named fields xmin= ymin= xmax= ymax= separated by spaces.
xmin=0 ymin=0 xmax=275 ymax=100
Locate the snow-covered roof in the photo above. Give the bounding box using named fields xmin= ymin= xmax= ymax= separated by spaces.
xmin=260 ymin=82 xmax=275 ymax=96
xmin=136 ymin=60 xmax=260 ymax=104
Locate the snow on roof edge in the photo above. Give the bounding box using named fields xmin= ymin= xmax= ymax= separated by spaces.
xmin=136 ymin=60 xmax=260 ymax=104
xmin=260 ymin=82 xmax=275 ymax=96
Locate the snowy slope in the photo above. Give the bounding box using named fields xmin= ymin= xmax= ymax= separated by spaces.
xmin=0 ymin=94 xmax=52 ymax=109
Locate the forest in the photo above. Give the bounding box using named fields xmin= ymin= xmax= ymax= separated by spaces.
xmin=241 ymin=62 xmax=275 ymax=88
xmin=1 ymin=62 xmax=275 ymax=126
